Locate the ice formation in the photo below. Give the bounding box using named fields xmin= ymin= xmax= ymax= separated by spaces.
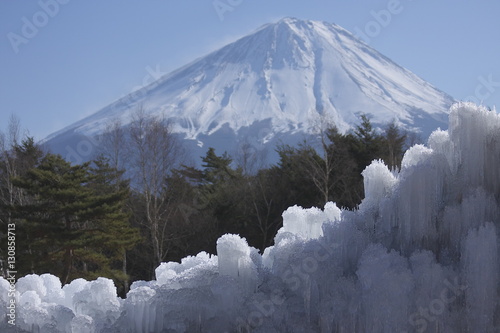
xmin=2 ymin=103 xmax=500 ymax=332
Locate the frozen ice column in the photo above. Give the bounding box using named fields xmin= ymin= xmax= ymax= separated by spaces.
xmin=216 ymin=234 xmax=258 ymax=292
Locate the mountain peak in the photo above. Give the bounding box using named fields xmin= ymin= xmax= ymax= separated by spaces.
xmin=278 ymin=16 xmax=299 ymax=23
xmin=45 ymin=18 xmax=455 ymax=165
xmin=275 ymin=16 xmax=308 ymax=27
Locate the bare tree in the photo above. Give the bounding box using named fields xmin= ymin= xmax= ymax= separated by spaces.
xmin=405 ymin=131 xmax=423 ymax=149
xmin=98 ymin=108 xmax=187 ymax=274
xmin=0 ymin=116 xmax=24 ymax=220
xmin=295 ymin=114 xmax=341 ymax=205
xmin=384 ymin=121 xmax=407 ymax=171
xmin=0 ymin=116 xmax=43 ymax=275
xmin=95 ymin=117 xmax=135 ymax=287
xmin=127 ymin=107 xmax=184 ymax=267
xmin=249 ymin=172 xmax=280 ymax=251
xmin=234 ymin=139 xmax=268 ymax=175
xmin=304 ymin=130 xmax=336 ymax=206
xmin=98 ymin=117 xmax=127 ymax=171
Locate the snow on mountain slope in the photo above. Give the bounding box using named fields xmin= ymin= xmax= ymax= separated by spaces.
xmin=44 ymin=17 xmax=454 ymax=162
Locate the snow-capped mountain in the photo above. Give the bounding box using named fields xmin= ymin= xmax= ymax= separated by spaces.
xmin=44 ymin=17 xmax=455 ymax=165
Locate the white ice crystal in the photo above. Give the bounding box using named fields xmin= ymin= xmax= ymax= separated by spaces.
xmin=4 ymin=103 xmax=500 ymax=332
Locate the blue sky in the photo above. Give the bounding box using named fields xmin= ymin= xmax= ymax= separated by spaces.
xmin=1 ymin=1 xmax=499 ymax=140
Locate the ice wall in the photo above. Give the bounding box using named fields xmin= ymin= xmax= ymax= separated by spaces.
xmin=2 ymin=103 xmax=500 ymax=332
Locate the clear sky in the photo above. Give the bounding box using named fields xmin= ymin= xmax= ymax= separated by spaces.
xmin=1 ymin=1 xmax=499 ymax=140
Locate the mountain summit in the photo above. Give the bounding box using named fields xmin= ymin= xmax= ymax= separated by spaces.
xmin=45 ymin=17 xmax=455 ymax=164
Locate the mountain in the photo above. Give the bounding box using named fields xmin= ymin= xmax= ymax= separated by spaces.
xmin=44 ymin=17 xmax=455 ymax=166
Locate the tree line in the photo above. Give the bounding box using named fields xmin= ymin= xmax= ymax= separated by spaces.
xmin=0 ymin=111 xmax=411 ymax=295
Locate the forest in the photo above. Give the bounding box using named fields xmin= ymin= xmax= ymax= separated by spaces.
xmin=0 ymin=112 xmax=411 ymax=296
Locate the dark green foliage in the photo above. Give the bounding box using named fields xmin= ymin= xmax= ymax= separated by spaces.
xmin=351 ymin=114 xmax=385 ymax=174
xmin=324 ymin=127 xmax=364 ymax=208
xmin=0 ymin=115 xmax=408 ymax=288
xmin=9 ymin=154 xmax=140 ymax=286
xmin=246 ymin=167 xmax=297 ymax=250
xmin=272 ymin=115 xmax=407 ymax=209
xmin=0 ymin=137 xmax=45 ymax=220
xmin=273 ymin=144 xmax=322 ymax=208
xmin=0 ymin=136 xmax=46 ymax=279
xmin=126 ymin=160 xmax=220 ymax=281
xmin=87 ymin=156 xmax=141 ymax=291
xmin=13 ymin=137 xmax=45 ymax=172
xmin=383 ymin=121 xmax=408 ymax=170
xmin=182 ymin=148 xmax=244 ymax=236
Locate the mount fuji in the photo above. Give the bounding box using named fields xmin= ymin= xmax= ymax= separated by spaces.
xmin=44 ymin=17 xmax=455 ymax=166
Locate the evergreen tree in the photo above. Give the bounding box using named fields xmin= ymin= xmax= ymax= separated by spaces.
xmin=200 ymin=148 xmax=244 ymax=234
xmin=351 ymin=114 xmax=385 ymax=174
xmin=383 ymin=121 xmax=407 ymax=170
xmin=0 ymin=136 xmax=45 ymax=275
xmin=87 ymin=156 xmax=141 ymax=291
xmin=126 ymin=109 xmax=183 ymax=269
xmin=325 ymin=127 xmax=364 ymax=208
xmin=10 ymin=154 xmax=139 ymax=285
xmin=247 ymin=167 xmax=292 ymax=251
xmin=179 ymin=149 xmax=248 ymax=242
xmin=274 ymin=144 xmax=321 ymax=208
xmin=202 ymin=147 xmax=235 ymax=185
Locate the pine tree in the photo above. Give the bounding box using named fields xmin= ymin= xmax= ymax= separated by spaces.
xmin=274 ymin=144 xmax=322 ymax=208
xmin=351 ymin=114 xmax=385 ymax=173
xmin=325 ymin=127 xmax=364 ymax=208
xmin=0 ymin=136 xmax=45 ymax=275
xmin=181 ymin=148 xmax=247 ymax=240
xmin=202 ymin=147 xmax=235 ymax=185
xmin=10 ymin=154 xmax=139 ymax=285
xmin=199 ymin=148 xmax=243 ymax=233
xmin=87 ymin=156 xmax=141 ymax=291
xmin=383 ymin=121 xmax=407 ymax=170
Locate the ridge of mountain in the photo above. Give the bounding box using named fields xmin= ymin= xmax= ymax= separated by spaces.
xmin=44 ymin=17 xmax=455 ymax=166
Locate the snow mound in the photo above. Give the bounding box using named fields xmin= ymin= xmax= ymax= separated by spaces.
xmin=3 ymin=102 xmax=500 ymax=332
